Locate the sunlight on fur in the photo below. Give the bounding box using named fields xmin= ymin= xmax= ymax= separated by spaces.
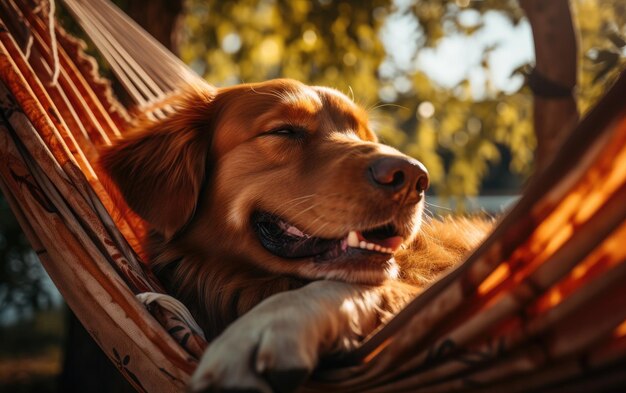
xmin=100 ymin=78 xmax=492 ymax=392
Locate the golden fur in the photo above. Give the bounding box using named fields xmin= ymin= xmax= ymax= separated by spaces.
xmin=100 ymin=79 xmax=490 ymax=388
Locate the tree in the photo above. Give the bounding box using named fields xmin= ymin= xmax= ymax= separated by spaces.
xmin=180 ymin=0 xmax=626 ymax=203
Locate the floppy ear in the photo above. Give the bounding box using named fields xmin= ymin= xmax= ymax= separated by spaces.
xmin=100 ymin=87 xmax=217 ymax=239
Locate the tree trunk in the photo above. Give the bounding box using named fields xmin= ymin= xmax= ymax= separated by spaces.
xmin=520 ymin=0 xmax=579 ymax=172
xmin=125 ymin=0 xmax=184 ymax=55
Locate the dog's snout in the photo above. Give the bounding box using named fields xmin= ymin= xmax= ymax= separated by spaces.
xmin=368 ymin=156 xmax=429 ymax=201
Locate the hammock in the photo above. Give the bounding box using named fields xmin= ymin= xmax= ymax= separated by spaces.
xmin=1 ymin=0 xmax=625 ymax=392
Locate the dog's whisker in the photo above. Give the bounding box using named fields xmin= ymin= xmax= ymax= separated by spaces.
xmin=364 ymin=100 xmax=381 ymax=113
xmin=283 ymin=203 xmax=321 ymax=224
xmin=273 ymin=192 xmax=344 ymax=221
xmin=271 ymin=195 xmax=316 ymax=214
xmin=283 ymin=198 xmax=315 ymax=210
xmin=266 ymin=194 xmax=317 ymax=216
xmin=305 ymin=216 xmax=330 ymax=238
xmin=422 ymin=207 xmax=436 ymax=219
xmin=367 ymin=102 xmax=409 ymax=112
xmin=308 ymin=221 xmax=332 ymax=239
xmin=248 ymin=85 xmax=286 ymax=101
xmin=289 ymin=194 xmax=317 ymax=202
xmin=425 ymin=201 xmax=452 ymax=211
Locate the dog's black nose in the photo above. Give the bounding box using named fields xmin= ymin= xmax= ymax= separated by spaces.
xmin=368 ymin=156 xmax=429 ymax=200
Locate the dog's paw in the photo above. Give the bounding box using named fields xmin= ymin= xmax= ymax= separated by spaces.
xmin=188 ymin=298 xmax=317 ymax=393
xmin=187 ymin=280 xmax=373 ymax=393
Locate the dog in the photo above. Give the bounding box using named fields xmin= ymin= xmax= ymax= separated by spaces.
xmin=100 ymin=79 xmax=490 ymax=392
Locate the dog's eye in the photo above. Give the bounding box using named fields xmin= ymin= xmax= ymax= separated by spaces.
xmin=264 ymin=126 xmax=306 ymax=139
xmin=273 ymin=129 xmax=296 ymax=135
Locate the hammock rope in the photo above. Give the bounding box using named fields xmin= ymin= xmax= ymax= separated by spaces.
xmin=0 ymin=0 xmax=625 ymax=391
xmin=63 ymin=0 xmax=204 ymax=108
xmin=0 ymin=2 xmax=205 ymax=391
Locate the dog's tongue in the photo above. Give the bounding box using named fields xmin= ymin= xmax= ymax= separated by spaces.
xmin=253 ymin=213 xmax=339 ymax=258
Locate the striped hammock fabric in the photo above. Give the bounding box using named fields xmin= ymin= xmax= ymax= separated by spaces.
xmin=0 ymin=0 xmax=625 ymax=392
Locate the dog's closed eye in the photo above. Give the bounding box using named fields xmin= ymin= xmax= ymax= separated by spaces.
xmin=263 ymin=126 xmax=308 ymax=139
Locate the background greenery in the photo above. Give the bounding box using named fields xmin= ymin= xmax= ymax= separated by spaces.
xmin=0 ymin=0 xmax=625 ymax=391
xmin=180 ymin=0 xmax=626 ymax=198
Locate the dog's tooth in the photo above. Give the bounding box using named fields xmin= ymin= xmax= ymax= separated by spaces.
xmin=366 ymin=243 xmax=375 ymax=250
xmin=359 ymin=241 xmax=367 ymax=249
xmin=374 ymin=245 xmax=381 ymax=251
xmin=347 ymin=231 xmax=359 ymax=248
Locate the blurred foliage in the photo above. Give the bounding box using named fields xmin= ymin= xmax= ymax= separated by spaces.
xmin=180 ymin=0 xmax=626 ymax=200
xmin=0 ymin=193 xmax=57 ymax=321
xmin=576 ymin=0 xmax=626 ymax=113
xmin=0 ymin=192 xmax=62 ymax=389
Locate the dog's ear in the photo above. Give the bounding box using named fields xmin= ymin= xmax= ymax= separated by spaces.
xmin=100 ymin=87 xmax=217 ymax=239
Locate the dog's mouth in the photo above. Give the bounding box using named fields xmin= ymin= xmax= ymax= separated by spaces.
xmin=252 ymin=211 xmax=404 ymax=262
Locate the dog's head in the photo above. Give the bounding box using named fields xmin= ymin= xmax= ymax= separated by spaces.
xmin=101 ymin=79 xmax=429 ymax=285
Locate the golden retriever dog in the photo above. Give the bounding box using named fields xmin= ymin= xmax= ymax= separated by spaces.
xmin=100 ymin=79 xmax=490 ymax=392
